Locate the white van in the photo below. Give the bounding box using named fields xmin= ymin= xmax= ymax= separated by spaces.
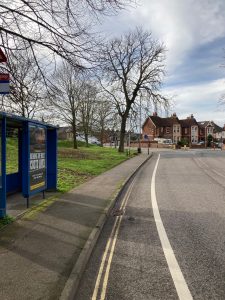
xmin=154 ymin=138 xmax=172 ymax=144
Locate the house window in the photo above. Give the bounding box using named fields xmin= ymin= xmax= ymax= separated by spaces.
xmin=185 ymin=128 xmax=188 ymax=134
xmin=166 ymin=127 xmax=170 ymax=134
xmin=161 ymin=127 xmax=163 ymax=132
xmin=208 ymin=127 xmax=213 ymax=134
xmin=177 ymin=127 xmax=180 ymax=133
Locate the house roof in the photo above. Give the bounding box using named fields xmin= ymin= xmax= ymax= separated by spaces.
xmin=180 ymin=118 xmax=198 ymax=127
xmin=150 ymin=115 xmax=180 ymax=127
xmin=198 ymin=121 xmax=211 ymax=128
xmin=212 ymin=122 xmax=223 ymax=132
xmin=198 ymin=121 xmax=223 ymax=132
xmin=143 ymin=114 xmax=222 ymax=130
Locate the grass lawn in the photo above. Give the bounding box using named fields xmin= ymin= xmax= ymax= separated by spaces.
xmin=57 ymin=140 xmax=135 ymax=192
xmin=6 ymin=138 xmax=136 ymax=193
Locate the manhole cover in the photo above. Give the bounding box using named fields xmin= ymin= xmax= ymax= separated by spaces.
xmin=128 ymin=216 xmax=135 ymax=222
xmin=112 ymin=209 xmax=124 ymax=216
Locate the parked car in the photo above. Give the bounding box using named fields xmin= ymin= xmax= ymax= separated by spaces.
xmin=91 ymin=140 xmax=101 ymax=145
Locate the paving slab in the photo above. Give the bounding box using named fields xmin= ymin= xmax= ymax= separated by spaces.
xmin=0 ymin=154 xmax=149 ymax=300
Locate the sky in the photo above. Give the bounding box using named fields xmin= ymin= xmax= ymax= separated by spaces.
xmin=98 ymin=0 xmax=225 ymax=126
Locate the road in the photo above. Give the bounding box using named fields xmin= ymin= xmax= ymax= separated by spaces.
xmin=75 ymin=149 xmax=225 ymax=300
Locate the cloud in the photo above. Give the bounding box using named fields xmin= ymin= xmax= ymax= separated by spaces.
xmin=99 ymin=0 xmax=225 ymax=71
xmin=145 ymin=0 xmax=225 ymax=68
xmin=163 ymin=78 xmax=225 ymax=125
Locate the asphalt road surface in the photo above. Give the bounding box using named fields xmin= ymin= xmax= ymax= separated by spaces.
xmin=75 ymin=149 xmax=225 ymax=300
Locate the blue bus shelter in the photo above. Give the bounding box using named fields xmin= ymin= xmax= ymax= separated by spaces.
xmin=0 ymin=112 xmax=57 ymax=218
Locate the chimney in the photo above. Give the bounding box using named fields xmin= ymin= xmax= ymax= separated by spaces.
xmin=171 ymin=112 xmax=177 ymax=118
xmin=187 ymin=114 xmax=194 ymax=119
xmin=153 ymin=112 xmax=158 ymax=116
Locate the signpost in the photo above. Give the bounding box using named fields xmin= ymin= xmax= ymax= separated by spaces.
xmin=0 ymin=73 xmax=10 ymax=94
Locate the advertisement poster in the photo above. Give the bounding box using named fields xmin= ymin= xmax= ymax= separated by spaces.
xmin=29 ymin=126 xmax=46 ymax=192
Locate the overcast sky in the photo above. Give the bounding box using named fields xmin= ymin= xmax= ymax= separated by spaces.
xmin=99 ymin=0 xmax=225 ymax=126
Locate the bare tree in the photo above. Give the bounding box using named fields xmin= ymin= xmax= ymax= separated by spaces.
xmin=50 ymin=62 xmax=86 ymax=149
xmin=0 ymin=48 xmax=45 ymax=118
xmin=0 ymin=0 xmax=133 ymax=74
xmin=78 ymin=82 xmax=98 ymax=146
xmin=93 ymin=95 xmax=115 ymax=146
xmin=98 ymin=27 xmax=168 ymax=152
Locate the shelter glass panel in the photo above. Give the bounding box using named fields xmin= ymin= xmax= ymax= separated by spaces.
xmin=6 ymin=127 xmax=19 ymax=174
xmin=29 ymin=125 xmax=46 ymax=192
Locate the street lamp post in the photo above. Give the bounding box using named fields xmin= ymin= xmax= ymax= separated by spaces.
xmin=137 ymin=96 xmax=142 ymax=154
xmin=127 ymin=115 xmax=131 ymax=156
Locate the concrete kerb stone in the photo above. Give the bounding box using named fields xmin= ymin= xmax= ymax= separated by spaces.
xmin=59 ymin=153 xmax=153 ymax=300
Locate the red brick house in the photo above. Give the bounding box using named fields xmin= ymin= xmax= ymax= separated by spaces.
xmin=180 ymin=115 xmax=199 ymax=144
xmin=142 ymin=112 xmax=181 ymax=142
xmin=142 ymin=113 xmax=199 ymax=145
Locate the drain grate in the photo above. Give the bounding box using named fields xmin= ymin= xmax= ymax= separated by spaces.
xmin=112 ymin=209 xmax=124 ymax=216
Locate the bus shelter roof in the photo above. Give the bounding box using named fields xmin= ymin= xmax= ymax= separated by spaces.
xmin=0 ymin=111 xmax=57 ymax=129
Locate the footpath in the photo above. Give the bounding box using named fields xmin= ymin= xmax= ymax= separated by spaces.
xmin=0 ymin=153 xmax=150 ymax=300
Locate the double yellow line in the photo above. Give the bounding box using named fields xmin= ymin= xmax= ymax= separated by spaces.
xmin=92 ymin=178 xmax=136 ymax=300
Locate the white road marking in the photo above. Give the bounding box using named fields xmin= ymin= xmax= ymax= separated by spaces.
xmin=211 ymin=169 xmax=225 ymax=178
xmin=92 ymin=179 xmax=136 ymax=300
xmin=151 ymin=154 xmax=193 ymax=300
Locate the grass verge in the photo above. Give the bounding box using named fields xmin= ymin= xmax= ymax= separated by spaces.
xmin=57 ymin=141 xmax=135 ymax=192
xmin=0 ymin=215 xmax=15 ymax=229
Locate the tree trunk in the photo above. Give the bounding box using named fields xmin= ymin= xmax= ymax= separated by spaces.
xmin=72 ymin=122 xmax=78 ymax=149
xmin=118 ymin=116 xmax=127 ymax=152
xmin=100 ymin=128 xmax=104 ymax=147
xmin=85 ymin=133 xmax=89 ymax=147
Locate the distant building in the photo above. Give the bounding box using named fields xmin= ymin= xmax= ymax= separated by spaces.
xmin=142 ymin=113 xmax=223 ymax=145
xmin=58 ymin=126 xmax=73 ymax=140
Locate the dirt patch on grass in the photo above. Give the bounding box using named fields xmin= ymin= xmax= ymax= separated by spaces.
xmin=58 ymin=148 xmax=101 ymax=160
xmin=59 ymin=168 xmax=92 ymax=177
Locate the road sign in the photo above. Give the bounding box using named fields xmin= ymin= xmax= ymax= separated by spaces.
xmin=0 ymin=48 xmax=7 ymax=63
xmin=0 ymin=73 xmax=10 ymax=94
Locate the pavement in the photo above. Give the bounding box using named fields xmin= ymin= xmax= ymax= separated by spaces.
xmin=0 ymin=153 xmax=150 ymax=300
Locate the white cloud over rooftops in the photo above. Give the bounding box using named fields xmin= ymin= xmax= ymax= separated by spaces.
xmin=100 ymin=0 xmax=225 ymax=70
xmin=163 ymin=78 xmax=225 ymax=126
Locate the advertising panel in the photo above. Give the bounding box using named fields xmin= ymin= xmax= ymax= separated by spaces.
xmin=29 ymin=125 xmax=46 ymax=192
